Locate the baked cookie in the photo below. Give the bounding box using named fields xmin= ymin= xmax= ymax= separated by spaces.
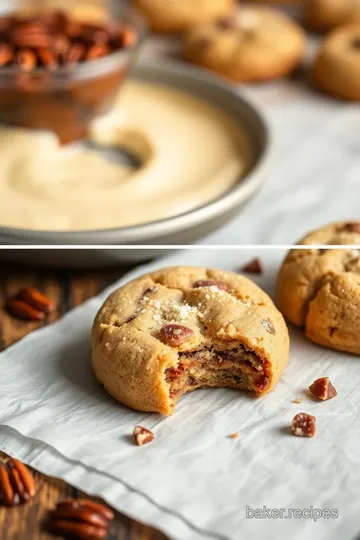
xmin=132 ymin=0 xmax=234 ymax=33
xmin=304 ymin=0 xmax=360 ymax=33
xmin=313 ymin=25 xmax=360 ymax=101
xmin=92 ymin=266 xmax=289 ymax=415
xmin=276 ymin=222 xmax=360 ymax=354
xmin=184 ymin=7 xmax=306 ymax=82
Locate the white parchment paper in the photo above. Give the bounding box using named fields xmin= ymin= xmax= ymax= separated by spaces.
xmin=1 ymin=248 xmax=360 ymax=540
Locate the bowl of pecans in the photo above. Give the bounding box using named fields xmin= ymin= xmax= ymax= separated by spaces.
xmin=0 ymin=2 xmax=146 ymax=144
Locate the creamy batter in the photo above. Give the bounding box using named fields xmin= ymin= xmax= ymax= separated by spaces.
xmin=0 ymin=81 xmax=253 ymax=231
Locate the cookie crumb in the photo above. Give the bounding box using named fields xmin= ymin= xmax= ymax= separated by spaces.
xmin=292 ymin=396 xmax=303 ymax=404
xmin=228 ymin=432 xmax=240 ymax=439
xmin=241 ymin=258 xmax=263 ymax=274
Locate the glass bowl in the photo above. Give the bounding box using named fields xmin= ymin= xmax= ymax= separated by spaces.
xmin=0 ymin=1 xmax=146 ymax=143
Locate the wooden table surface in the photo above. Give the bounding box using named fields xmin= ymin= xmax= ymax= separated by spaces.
xmin=0 ymin=261 xmax=168 ymax=540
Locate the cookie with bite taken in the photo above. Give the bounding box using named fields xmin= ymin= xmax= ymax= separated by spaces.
xmin=92 ymin=266 xmax=289 ymax=415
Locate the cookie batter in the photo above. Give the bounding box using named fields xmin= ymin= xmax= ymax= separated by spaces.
xmin=0 ymin=81 xmax=252 ymax=231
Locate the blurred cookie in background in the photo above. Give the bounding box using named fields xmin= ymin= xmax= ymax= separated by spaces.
xmin=184 ymin=7 xmax=305 ymax=82
xmin=313 ymin=25 xmax=360 ymax=100
xmin=304 ymin=0 xmax=360 ymax=33
xmin=132 ymin=0 xmax=235 ymax=33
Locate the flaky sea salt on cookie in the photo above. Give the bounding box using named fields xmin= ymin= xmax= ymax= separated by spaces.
xmin=92 ymin=266 xmax=289 ymax=415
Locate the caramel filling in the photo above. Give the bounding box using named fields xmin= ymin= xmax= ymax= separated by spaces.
xmin=165 ymin=345 xmax=269 ymax=400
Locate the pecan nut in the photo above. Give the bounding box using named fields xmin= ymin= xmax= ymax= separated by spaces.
xmin=56 ymin=499 xmax=114 ymax=522
xmin=309 ymin=377 xmax=337 ymax=401
xmin=0 ymin=458 xmax=36 ymax=506
xmin=0 ymin=44 xmax=12 ymax=66
xmin=160 ymin=324 xmax=195 ymax=347
xmin=0 ymin=10 xmax=138 ymax=72
xmin=6 ymin=297 xmax=45 ymax=321
xmin=48 ymin=520 xmax=107 ymax=539
xmin=133 ymin=426 xmax=155 ymax=446
xmin=18 ymin=287 xmax=54 ymax=314
xmin=48 ymin=499 xmax=114 ymax=540
xmin=241 ymin=258 xmax=263 ymax=274
xmin=291 ymin=412 xmax=316 ymax=438
xmin=193 ymin=279 xmax=228 ymax=291
xmin=16 ymin=49 xmax=37 ymax=71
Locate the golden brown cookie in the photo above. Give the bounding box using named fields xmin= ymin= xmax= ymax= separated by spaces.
xmin=304 ymin=0 xmax=360 ymax=32
xmin=184 ymin=7 xmax=306 ymax=82
xmin=313 ymin=25 xmax=360 ymax=101
xmin=132 ymin=0 xmax=235 ymax=33
xmin=276 ymin=222 xmax=360 ymax=354
xmin=92 ymin=266 xmax=289 ymax=415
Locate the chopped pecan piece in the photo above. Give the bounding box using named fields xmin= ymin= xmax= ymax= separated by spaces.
xmin=291 ymin=412 xmax=316 ymax=438
xmin=160 ymin=324 xmax=194 ymax=347
xmin=193 ymin=279 xmax=228 ymax=291
xmin=241 ymin=258 xmax=263 ymax=274
xmin=133 ymin=426 xmax=154 ymax=446
xmin=309 ymin=377 xmax=337 ymax=401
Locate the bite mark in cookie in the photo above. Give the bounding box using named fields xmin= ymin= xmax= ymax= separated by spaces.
xmin=165 ymin=344 xmax=271 ymax=401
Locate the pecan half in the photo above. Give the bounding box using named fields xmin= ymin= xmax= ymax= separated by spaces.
xmin=0 ymin=458 xmax=36 ymax=506
xmin=291 ymin=412 xmax=316 ymax=438
xmin=86 ymin=44 xmax=110 ymax=61
xmin=37 ymin=48 xmax=58 ymax=70
xmin=16 ymin=49 xmax=37 ymax=71
xmin=18 ymin=287 xmax=54 ymax=314
xmin=160 ymin=324 xmax=194 ymax=347
xmin=133 ymin=426 xmax=154 ymax=446
xmin=193 ymin=279 xmax=228 ymax=291
xmin=48 ymin=520 xmax=107 ymax=539
xmin=66 ymin=43 xmax=86 ymax=65
xmin=309 ymin=377 xmax=337 ymax=401
xmin=241 ymin=258 xmax=263 ymax=274
xmin=48 ymin=499 xmax=114 ymax=540
xmin=6 ymin=297 xmax=45 ymax=321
